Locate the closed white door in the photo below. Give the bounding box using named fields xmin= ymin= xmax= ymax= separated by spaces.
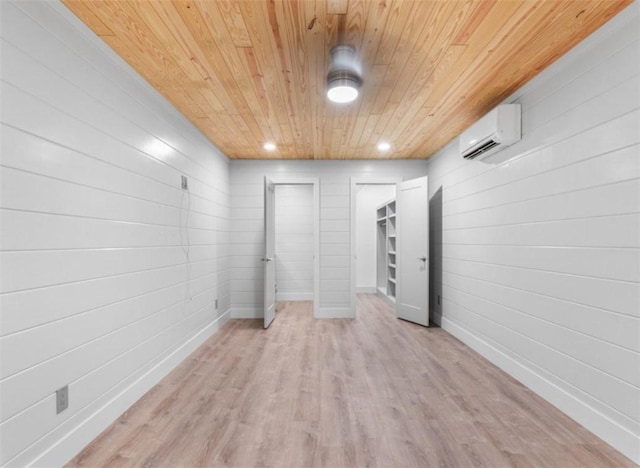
xmin=396 ymin=176 xmax=429 ymax=326
xmin=263 ymin=177 xmax=276 ymax=328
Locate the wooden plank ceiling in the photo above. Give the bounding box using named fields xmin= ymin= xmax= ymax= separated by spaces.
xmin=62 ymin=0 xmax=630 ymax=160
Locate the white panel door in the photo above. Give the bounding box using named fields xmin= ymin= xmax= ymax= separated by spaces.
xmin=396 ymin=176 xmax=429 ymax=326
xmin=263 ymin=177 xmax=276 ymax=328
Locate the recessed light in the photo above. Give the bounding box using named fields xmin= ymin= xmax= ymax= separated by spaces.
xmin=377 ymin=141 xmax=391 ymax=152
xmin=263 ymin=142 xmax=276 ymax=152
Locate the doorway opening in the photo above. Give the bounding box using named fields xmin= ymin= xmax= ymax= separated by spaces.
xmin=350 ymin=177 xmax=401 ymax=317
xmin=264 ymin=177 xmax=319 ymax=328
xmin=275 ymin=184 xmax=314 ymax=305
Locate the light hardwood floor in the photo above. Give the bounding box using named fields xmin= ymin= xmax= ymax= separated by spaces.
xmin=67 ymin=294 xmax=634 ymax=467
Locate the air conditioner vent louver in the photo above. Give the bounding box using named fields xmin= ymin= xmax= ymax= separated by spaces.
xmin=463 ymin=140 xmax=500 ymax=160
xmin=459 ymin=104 xmax=521 ymax=162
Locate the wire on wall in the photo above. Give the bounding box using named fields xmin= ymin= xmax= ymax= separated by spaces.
xmin=179 ymin=176 xmax=192 ymax=313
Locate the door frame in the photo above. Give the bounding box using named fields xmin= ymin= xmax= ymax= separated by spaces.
xmin=263 ymin=177 xmax=276 ymax=328
xmin=269 ymin=176 xmax=320 ymax=318
xmin=349 ymin=176 xmax=402 ymax=317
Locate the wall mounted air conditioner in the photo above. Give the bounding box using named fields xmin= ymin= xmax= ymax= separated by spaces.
xmin=459 ymin=103 xmax=521 ymax=161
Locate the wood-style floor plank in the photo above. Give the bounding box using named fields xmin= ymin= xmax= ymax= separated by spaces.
xmin=67 ymin=295 xmax=635 ymax=468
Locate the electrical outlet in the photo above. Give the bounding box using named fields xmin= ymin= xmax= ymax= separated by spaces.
xmin=215 ymin=299 xmax=218 ymax=310
xmin=181 ymin=175 xmax=188 ymax=190
xmin=56 ymin=385 xmax=69 ymax=414
xmin=437 ymin=295 xmax=441 ymax=305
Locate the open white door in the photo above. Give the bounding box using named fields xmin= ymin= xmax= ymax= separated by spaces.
xmin=396 ymin=176 xmax=429 ymax=326
xmin=263 ymin=177 xmax=276 ymax=328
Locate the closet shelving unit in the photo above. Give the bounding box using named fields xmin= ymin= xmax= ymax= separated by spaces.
xmin=376 ymin=199 xmax=396 ymax=306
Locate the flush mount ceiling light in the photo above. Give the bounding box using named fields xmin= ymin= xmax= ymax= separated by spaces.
xmin=263 ymin=142 xmax=276 ymax=152
xmin=327 ymin=45 xmax=361 ymax=104
xmin=327 ymin=72 xmax=360 ymax=104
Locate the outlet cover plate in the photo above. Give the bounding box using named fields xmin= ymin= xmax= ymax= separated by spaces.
xmin=56 ymin=385 xmax=69 ymax=414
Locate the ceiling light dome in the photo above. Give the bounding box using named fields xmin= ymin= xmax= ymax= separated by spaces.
xmin=327 ymin=45 xmax=361 ymax=104
xmin=327 ymin=70 xmax=361 ymax=103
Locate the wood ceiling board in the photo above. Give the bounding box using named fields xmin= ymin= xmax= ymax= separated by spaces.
xmin=307 ymin=1 xmax=328 ymax=159
xmin=62 ymin=0 xmax=633 ymax=160
xmin=453 ymin=0 xmax=498 ymax=45
xmin=411 ymin=1 xmax=571 ymax=156
xmin=415 ymin=0 xmax=626 ymax=159
xmin=327 ymin=0 xmax=349 ymax=15
xmin=277 ymin=0 xmax=316 ymax=157
xmin=156 ymin=1 xmax=273 ymax=147
xmin=346 ymin=64 xmax=385 ymax=157
xmin=391 ymin=45 xmax=468 ymax=153
xmin=62 ymin=0 xmax=115 ymax=36
xmin=371 ymin=1 xmax=415 ymax=67
xmin=236 ymin=0 xmax=300 ymax=155
xmin=369 ymin=3 xmax=470 ymax=154
xmin=213 ymin=0 xmax=253 ymax=47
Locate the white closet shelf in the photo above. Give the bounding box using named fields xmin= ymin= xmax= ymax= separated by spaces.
xmin=376 ymin=197 xmax=397 ymax=308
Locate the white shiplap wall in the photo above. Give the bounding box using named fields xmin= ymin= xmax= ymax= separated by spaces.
xmin=0 ymin=2 xmax=230 ymax=466
xmin=275 ymin=185 xmax=314 ymax=300
xmin=230 ymin=161 xmax=428 ymax=318
xmin=427 ymin=3 xmax=640 ymax=463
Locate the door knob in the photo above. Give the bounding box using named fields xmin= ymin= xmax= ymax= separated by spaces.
xmin=417 ymin=256 xmax=427 ymax=262
xmin=261 ymin=258 xmax=273 ymax=262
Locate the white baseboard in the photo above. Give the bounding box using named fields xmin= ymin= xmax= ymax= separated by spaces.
xmin=22 ymin=310 xmax=231 ymax=468
xmin=439 ymin=315 xmax=639 ymax=465
xmin=233 ymin=306 xmax=354 ymax=319
xmin=375 ymin=288 xmax=396 ymax=307
xmin=276 ymin=292 xmax=313 ymax=301
xmin=356 ymin=286 xmax=377 ymax=293
xmin=231 ymin=307 xmax=262 ymax=319
xmin=316 ymin=307 xmax=354 ymax=319
xmin=431 ymin=308 xmax=442 ymax=327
